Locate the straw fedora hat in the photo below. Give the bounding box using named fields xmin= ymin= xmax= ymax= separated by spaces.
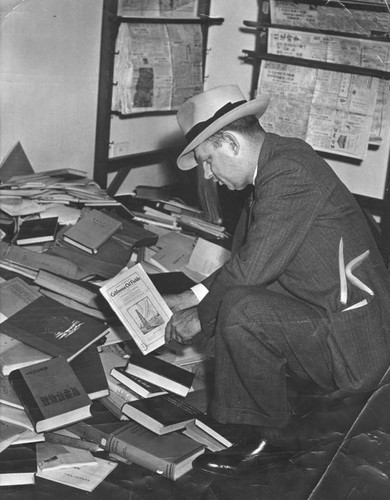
xmin=176 ymin=84 xmax=269 ymax=170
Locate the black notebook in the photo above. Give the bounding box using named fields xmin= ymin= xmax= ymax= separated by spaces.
xmin=16 ymin=217 xmax=58 ymax=245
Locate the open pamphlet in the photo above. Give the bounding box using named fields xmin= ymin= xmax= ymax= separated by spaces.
xmin=100 ymin=264 xmax=172 ymax=355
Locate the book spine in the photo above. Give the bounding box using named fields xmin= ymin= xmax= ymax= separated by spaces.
xmin=9 ymin=371 xmax=45 ymax=430
xmin=104 ymin=434 xmax=171 ymax=479
xmin=67 ymin=422 xmax=108 ymax=445
xmin=107 ymin=380 xmax=139 ymax=403
xmin=99 ymin=395 xmax=129 ymax=421
xmin=44 ymin=432 xmax=102 ymax=452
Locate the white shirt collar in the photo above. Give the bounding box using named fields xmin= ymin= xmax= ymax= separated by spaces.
xmin=252 ymin=164 xmax=258 ymax=185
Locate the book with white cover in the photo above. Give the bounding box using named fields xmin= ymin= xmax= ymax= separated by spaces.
xmin=100 ymin=264 xmax=172 ymax=355
xmin=36 ymin=456 xmax=117 ymax=492
xmin=36 ymin=441 xmax=97 ymax=471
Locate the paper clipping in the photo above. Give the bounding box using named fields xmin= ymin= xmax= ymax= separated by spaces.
xmin=100 ymin=264 xmax=172 ymax=355
xmin=257 ymin=61 xmax=379 ymax=159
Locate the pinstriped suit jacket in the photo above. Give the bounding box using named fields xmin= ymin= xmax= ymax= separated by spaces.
xmin=198 ymin=133 xmax=390 ymax=391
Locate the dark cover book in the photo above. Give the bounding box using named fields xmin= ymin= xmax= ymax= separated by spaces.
xmin=70 ymin=346 xmax=109 ymax=400
xmin=9 ymin=357 xmax=92 ymax=433
xmin=102 ymin=420 xmax=205 ymax=480
xmin=101 ymin=206 xmax=159 ymax=248
xmin=122 ymin=393 xmax=203 ymax=435
xmin=0 ymin=443 xmax=36 ymax=486
xmin=0 ymin=295 xmax=108 ymax=362
xmin=110 ymin=366 xmax=167 ymax=398
xmin=149 ymin=272 xmax=196 ymax=294
xmin=16 ymin=217 xmax=59 ymax=245
xmin=125 ymin=353 xmax=195 ymax=397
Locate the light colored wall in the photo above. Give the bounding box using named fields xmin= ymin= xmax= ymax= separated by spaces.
xmin=0 ymin=0 xmax=103 ymax=175
xmin=1 ymin=0 xmax=388 ymax=199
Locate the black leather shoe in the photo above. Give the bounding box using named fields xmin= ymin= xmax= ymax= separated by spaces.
xmin=192 ymin=437 xmax=294 ymax=477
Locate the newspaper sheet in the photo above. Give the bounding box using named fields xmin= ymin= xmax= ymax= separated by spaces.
xmin=118 ymin=0 xmax=199 ymax=18
xmin=258 ymin=61 xmax=378 ymax=159
xmin=268 ymin=28 xmax=390 ymax=72
xmin=370 ymin=79 xmax=390 ymax=144
xmin=269 ymin=0 xmax=390 ymax=36
xmin=100 ymin=264 xmax=172 ymax=355
xmin=112 ymin=23 xmax=203 ymax=114
xmin=167 ymin=24 xmax=203 ymax=108
xmin=267 ymin=27 xmax=390 ymax=144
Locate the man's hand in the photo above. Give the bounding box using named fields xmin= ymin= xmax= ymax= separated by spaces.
xmin=165 ymin=306 xmax=201 ymax=345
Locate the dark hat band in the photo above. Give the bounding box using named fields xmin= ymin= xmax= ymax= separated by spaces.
xmin=185 ymin=99 xmax=247 ymax=143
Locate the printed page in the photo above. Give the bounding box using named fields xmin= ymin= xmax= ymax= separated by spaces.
xmin=100 ymin=264 xmax=172 ymax=355
xmin=306 ymin=72 xmax=378 ymax=158
xmin=267 ymin=28 xmax=390 ymax=71
xmin=269 ymin=0 xmax=390 ymax=35
xmin=118 ymin=0 xmax=199 ymax=18
xmin=258 ymin=61 xmax=315 ymax=139
xmin=167 ymin=24 xmax=203 ymax=108
xmin=112 ymin=23 xmax=172 ymax=114
xmin=112 ymin=22 xmax=203 ymax=114
xmin=258 ymin=61 xmax=378 ymax=159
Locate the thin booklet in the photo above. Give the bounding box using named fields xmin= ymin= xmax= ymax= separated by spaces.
xmin=100 ymin=264 xmax=172 ymax=355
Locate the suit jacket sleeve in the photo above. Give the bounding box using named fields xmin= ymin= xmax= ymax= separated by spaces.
xmin=198 ymin=158 xmax=326 ymax=337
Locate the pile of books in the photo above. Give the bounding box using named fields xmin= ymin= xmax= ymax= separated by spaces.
xmin=117 ymin=185 xmax=230 ymax=241
xmin=0 ymin=145 xmax=235 ymax=491
xmin=0 ymin=265 xmax=232 ymax=489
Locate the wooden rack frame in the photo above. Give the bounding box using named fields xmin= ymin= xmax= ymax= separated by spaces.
xmin=93 ymin=0 xmax=223 ymax=192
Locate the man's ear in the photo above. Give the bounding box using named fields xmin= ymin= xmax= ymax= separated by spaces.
xmin=222 ymin=132 xmax=240 ymax=155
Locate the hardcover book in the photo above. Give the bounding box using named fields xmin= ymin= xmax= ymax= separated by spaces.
xmin=0 ymin=276 xmax=41 ymax=323
xmin=43 ymin=428 xmax=104 ymax=453
xmin=100 ymin=206 xmax=159 ymax=248
xmin=183 ymin=415 xmax=233 ymax=452
xmin=100 ymin=263 xmax=172 ymax=355
xmin=68 ymin=420 xmax=127 ymax=448
xmin=9 ymin=357 xmax=92 ymax=433
xmin=101 ymin=420 xmax=206 ymax=481
xmin=105 ymin=377 xmax=140 ymax=405
xmin=125 ymin=352 xmax=195 ymax=397
xmin=63 ymin=209 xmax=122 ymax=254
xmin=16 ymin=216 xmax=59 ymax=245
xmin=69 ymin=346 xmax=109 ymax=400
xmin=99 ymin=391 xmax=131 ymax=421
xmin=98 ymin=344 xmax=139 ymax=404
xmin=0 ymin=443 xmax=37 ymax=486
xmin=0 ymin=295 xmax=109 ymax=362
xmin=121 ymin=393 xmax=203 ymax=435
xmin=111 ymin=366 xmax=168 ymax=398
